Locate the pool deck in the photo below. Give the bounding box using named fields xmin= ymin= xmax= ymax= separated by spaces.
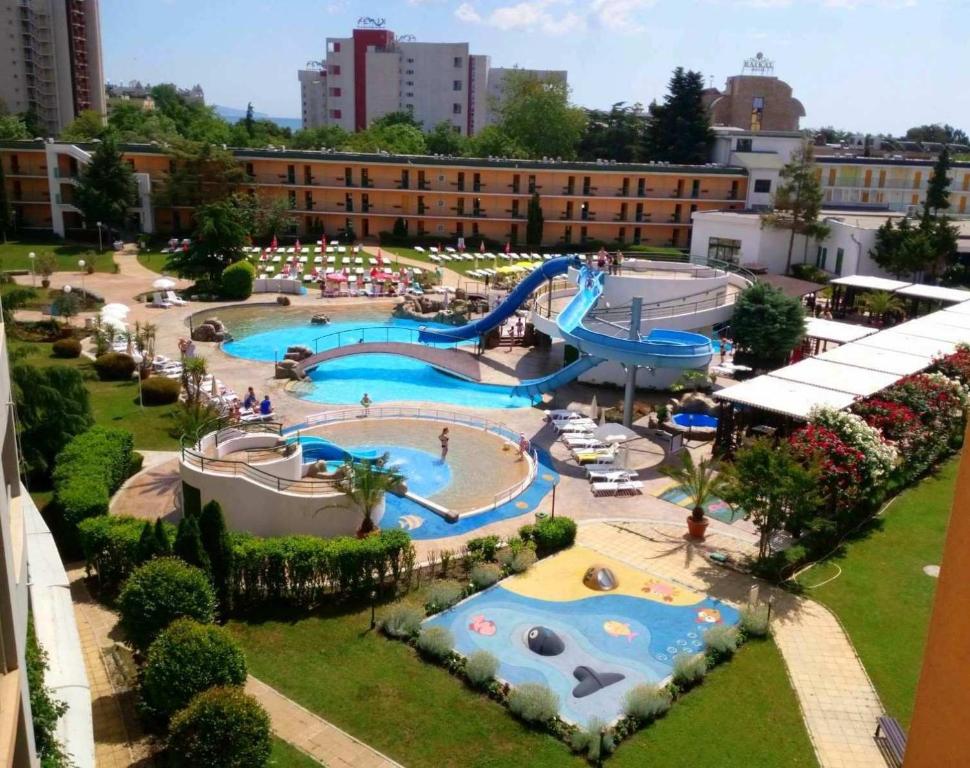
xmin=298 ymin=341 xmax=483 ymax=381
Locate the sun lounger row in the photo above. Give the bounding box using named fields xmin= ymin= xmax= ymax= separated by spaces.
xmin=592 ymin=479 xmax=644 ymax=496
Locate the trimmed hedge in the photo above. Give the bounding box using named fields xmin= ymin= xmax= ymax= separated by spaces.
xmin=93 ymin=351 xmax=136 ymax=381
xmin=141 ymin=619 xmax=247 ymax=721
xmin=221 ymin=260 xmax=256 ymax=300
xmin=51 ymin=337 xmax=81 ymax=358
xmin=79 ymin=516 xmax=174 ymax=591
xmin=53 ymin=427 xmax=134 ymax=527
xmin=141 ymin=376 xmax=181 ymax=405
xmin=520 ymin=516 xmax=576 ymax=556
xmin=168 ymin=686 xmax=271 ymax=768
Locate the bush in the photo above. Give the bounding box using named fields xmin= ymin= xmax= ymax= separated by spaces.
xmin=464 ymin=650 xmax=499 ymax=689
xmin=415 ymin=626 xmax=453 ymax=660
xmin=622 ymin=683 xmax=673 ymax=722
xmin=93 ymin=351 xmax=136 ymax=381
xmin=507 ymin=548 xmax=537 ymax=574
xmin=51 ymin=337 xmax=81 ymax=358
xmin=740 ymin=604 xmax=771 ymax=637
xmin=524 ymin=516 xmax=577 ymax=556
xmin=141 ymin=619 xmax=247 ymax=721
xmin=507 ymin=683 xmax=559 ymax=724
xmin=118 ymin=557 xmax=216 ymax=651
xmin=570 ymin=718 xmax=615 ymax=761
xmin=79 ymin=515 xmax=176 ymax=592
xmin=467 ymin=535 xmax=500 ymax=562
xmin=703 ymin=625 xmax=739 ymax=659
xmin=221 ymin=260 xmax=256 ymax=300
xmin=380 ymin=604 xmax=424 ymax=639
xmin=141 ymin=376 xmax=180 ymax=405
xmin=672 ymin=652 xmax=707 ymax=689
xmin=469 ymin=563 xmax=502 ymax=590
xmin=168 ymin=686 xmax=270 ymax=768
xmin=53 ymin=427 xmax=134 ymax=527
xmin=424 ymin=580 xmax=464 ymax=614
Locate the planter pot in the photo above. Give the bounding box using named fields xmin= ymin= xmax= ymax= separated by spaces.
xmin=41 ymin=278 xmax=50 ymax=288
xmin=686 ymin=515 xmax=709 ymax=540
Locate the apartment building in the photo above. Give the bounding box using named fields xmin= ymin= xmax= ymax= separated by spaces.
xmin=0 ymin=0 xmax=106 ymax=137
xmin=300 ymin=26 xmax=566 ymax=135
xmin=0 ymin=140 xmax=746 ymax=247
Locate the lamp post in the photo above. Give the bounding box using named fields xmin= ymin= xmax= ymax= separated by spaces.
xmin=96 ymin=221 xmax=103 ymax=253
xmin=78 ymin=259 xmax=86 ymax=296
xmin=28 ymin=252 xmax=35 ymax=288
xmin=62 ymin=285 xmax=72 ymax=326
xmin=369 ymin=589 xmax=377 ymax=630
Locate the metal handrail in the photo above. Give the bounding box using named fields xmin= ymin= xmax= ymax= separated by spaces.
xmin=304 ymin=324 xmax=468 ymax=355
xmin=179 ymin=446 xmax=341 ymax=495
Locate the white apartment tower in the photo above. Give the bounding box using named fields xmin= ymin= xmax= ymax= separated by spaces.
xmin=298 ymin=26 xmax=566 ymax=137
xmin=0 ymin=0 xmax=106 ymax=137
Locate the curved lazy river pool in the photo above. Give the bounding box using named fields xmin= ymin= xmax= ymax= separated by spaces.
xmin=217 ymin=305 xmax=533 ymax=408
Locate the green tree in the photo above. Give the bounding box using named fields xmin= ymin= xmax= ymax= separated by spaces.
xmin=60 ymin=109 xmax=106 ymax=141
xmin=493 ymin=70 xmax=586 ymax=159
xmin=346 ymin=123 xmax=427 ymax=154
xmin=526 ymin=192 xmax=544 ymax=246
xmin=12 ymin=364 xmax=93 ymax=478
xmin=291 ymin=124 xmax=350 ymax=150
xmin=137 ymin=520 xmax=160 ymax=562
xmin=859 ymin=290 xmax=905 ymax=326
xmin=644 ymin=68 xmax=713 ymax=164
xmin=731 ymin=282 xmax=806 ymax=369
xmin=73 ymin=132 xmax=137 ymax=232
xmin=25 ymin=621 xmax=68 ymax=766
xmin=0 ymin=287 xmax=34 ymax=324
xmin=168 ymin=687 xmax=271 ymax=768
xmin=869 ymin=217 xmax=928 ymax=277
xmin=107 ymin=101 xmax=180 ymax=143
xmin=166 ymin=198 xmax=248 ymax=280
xmin=21 ymin=108 xmax=43 ymax=137
xmin=371 ymin=110 xmax=423 ymax=130
xmin=158 ymin=140 xmax=246 ymax=207
xmin=923 ymin=147 xmax=951 ymax=217
xmin=243 ymin=102 xmax=255 ymax=137
xmin=722 ymin=439 xmax=821 ymax=560
xmin=466 ymin=124 xmax=525 ymax=158
xmin=905 ymin=123 xmax=969 ymax=145
xmin=578 ymin=102 xmax=649 ymax=162
xmin=760 ymin=143 xmax=829 ymax=272
xmin=333 ymin=456 xmax=403 ymax=535
xmin=238 ymin=194 xmax=294 ymax=241
xmin=198 ymin=501 xmax=234 ymax=612
xmin=154 ymin=518 xmax=173 ymax=555
xmin=659 ymin=451 xmax=729 ymax=526
xmin=0 ymin=156 xmax=10 ymax=239
xmin=425 ymin=122 xmax=468 ymax=155
xmin=0 ymin=113 xmax=29 ymax=140
xmin=174 ymin=515 xmax=210 ymax=574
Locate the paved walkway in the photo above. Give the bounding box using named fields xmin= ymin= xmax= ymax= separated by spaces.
xmin=577 ymin=522 xmax=886 ymax=768
xmin=246 ymin=677 xmax=401 ymax=768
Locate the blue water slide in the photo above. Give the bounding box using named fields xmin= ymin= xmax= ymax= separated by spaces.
xmin=508 ymin=356 xmax=604 ymax=400
xmin=417 ymin=255 xmax=581 ymax=344
xmin=291 ymin=435 xmax=381 ymax=463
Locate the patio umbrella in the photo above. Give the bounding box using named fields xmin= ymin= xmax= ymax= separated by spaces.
xmin=376 ymin=249 xmax=384 ymax=266
xmin=270 ymin=235 xmax=278 ymax=251
xmin=153 ymin=277 xmax=176 ymax=290
xmin=326 ymin=273 xmax=347 ymax=283
xmin=101 ymin=303 xmax=129 ymax=317
xmin=295 ymin=239 xmax=302 ymax=254
xmin=589 ymin=394 xmax=599 ymax=421
xmin=211 ymin=376 xmax=219 ymax=398
xmin=591 ymin=423 xmax=639 ymax=444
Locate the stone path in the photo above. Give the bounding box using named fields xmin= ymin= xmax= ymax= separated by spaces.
xmin=246 ymin=676 xmax=401 ymax=768
xmin=576 ymin=521 xmax=886 ymax=768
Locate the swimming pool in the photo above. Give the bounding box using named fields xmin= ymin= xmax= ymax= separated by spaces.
xmin=426 ymin=546 xmax=739 ymax=725
xmin=221 ymin=310 xmax=533 ymax=408
xmin=671 ymin=412 xmax=719 ymax=429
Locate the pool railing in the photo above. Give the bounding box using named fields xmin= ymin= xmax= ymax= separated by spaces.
xmin=303 ymin=324 xmax=471 ymax=356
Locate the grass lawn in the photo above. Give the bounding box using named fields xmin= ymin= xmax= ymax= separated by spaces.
xmin=795 ymin=458 xmax=958 ymax=725
xmin=9 ymin=339 xmax=179 ymax=451
xmin=136 ymin=250 xmax=173 ymax=275
xmin=270 ymin=737 xmax=323 ymax=767
xmin=229 ymin=601 xmax=817 ymax=768
xmin=381 ymin=246 xmax=489 ymax=278
xmin=0 ymin=240 xmax=115 ymax=272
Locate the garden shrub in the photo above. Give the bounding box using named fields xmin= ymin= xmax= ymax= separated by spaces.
xmin=523 ymin=516 xmax=577 ymax=556
xmin=740 ymin=604 xmax=771 ymax=637
xmin=507 ymin=683 xmax=559 ymax=724
xmin=26 ymin=620 xmax=68 ymax=767
xmin=464 ymin=650 xmax=499 ymax=689
xmin=141 ymin=376 xmax=180 ymax=405
xmin=221 ymin=260 xmax=256 ymax=300
xmin=569 ymin=717 xmax=615 ymax=761
xmin=424 ymin=580 xmax=464 ymax=614
xmin=79 ymin=515 xmax=176 ymax=592
xmin=466 ymin=535 xmax=500 ymax=562
xmin=622 ymin=683 xmax=672 ymax=721
xmin=508 ymin=548 xmax=537 ymax=574
xmin=141 ymin=619 xmax=247 ymax=721
xmin=51 ymin=337 xmax=81 ymax=358
xmin=380 ymin=604 xmax=424 ymax=639
xmin=671 ymin=652 xmax=707 ymax=689
xmin=415 ymin=626 xmax=453 ymax=660
xmin=469 ymin=562 xmax=502 ymax=590
xmin=168 ymin=686 xmax=271 ymax=768
xmin=118 ymin=557 xmax=216 ymax=651
xmin=93 ymin=351 xmax=136 ymax=381
xmin=703 ymin=625 xmax=739 ymax=659
xmin=53 ymin=427 xmax=134 ymax=527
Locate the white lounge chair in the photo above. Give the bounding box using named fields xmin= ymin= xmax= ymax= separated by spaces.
xmin=592 ymin=480 xmax=644 ymax=497
xmin=150 ymin=292 xmax=171 ymax=308
xmin=165 ymin=290 xmax=186 ymax=306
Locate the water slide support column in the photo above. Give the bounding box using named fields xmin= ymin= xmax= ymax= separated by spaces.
xmin=622 ymin=297 xmax=643 ymax=428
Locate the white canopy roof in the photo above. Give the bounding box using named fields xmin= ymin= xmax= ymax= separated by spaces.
xmin=768 ymin=358 xmax=900 ymax=397
xmin=943 ymin=301 xmax=970 ymax=316
xmin=891 ymin=319 xmax=970 ymax=345
xmin=714 ymin=375 xmax=857 ymax=419
xmin=858 ymin=331 xmax=957 ymax=358
xmin=895 ymin=284 xmax=970 ymax=304
xmin=804 ymin=317 xmax=878 ymax=344
xmin=816 ymin=343 xmax=930 ymax=376
xmin=830 ymin=275 xmax=911 ymax=291
xmin=922 ymin=310 xmax=970 ymax=331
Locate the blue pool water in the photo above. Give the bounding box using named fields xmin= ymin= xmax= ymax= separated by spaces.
xmin=672 ymin=412 xmax=719 ymax=429
xmin=426 ymin=585 xmax=739 ymax=725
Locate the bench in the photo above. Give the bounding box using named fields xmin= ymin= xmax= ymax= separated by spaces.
xmin=874 ymin=716 xmax=907 ymax=767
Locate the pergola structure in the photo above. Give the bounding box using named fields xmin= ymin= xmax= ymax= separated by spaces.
xmin=829 ymin=275 xmax=970 ymax=319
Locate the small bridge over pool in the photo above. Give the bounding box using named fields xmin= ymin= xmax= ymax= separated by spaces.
xmin=297 ymin=342 xmax=483 ymax=382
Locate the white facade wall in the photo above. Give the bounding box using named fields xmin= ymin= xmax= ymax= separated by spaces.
xmin=323 ymin=37 xmax=355 ymax=131
xmin=298 ymin=69 xmax=327 ymax=129
xmin=818 ymin=161 xmax=970 ymax=215
xmin=399 ymin=42 xmax=470 ymax=134
xmin=364 ymin=49 xmax=402 ymax=126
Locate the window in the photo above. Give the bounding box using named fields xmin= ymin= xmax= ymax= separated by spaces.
xmin=736 ymin=138 xmax=753 ymax=152
xmin=329 ymin=87 xmax=341 ymax=97
xmin=753 ymin=179 xmax=772 ymax=194
xmin=452 ymin=103 xmax=462 ymax=115
xmin=407 ymin=57 xmax=414 ymax=63
xmin=454 ymin=56 xmax=462 ymax=67
xmin=329 ymin=109 xmax=342 ymax=119
xmin=835 ymin=247 xmax=844 ymax=276
xmin=288 ymin=190 xmax=296 ymax=209
xmin=816 ymin=246 xmax=828 ymax=270
xmin=707 ymin=237 xmax=742 ymax=263
xmin=405 ymin=69 xmax=414 ymax=75
xmin=453 ymin=80 xmax=462 ymax=91
xmin=330 ymin=64 xmax=341 ymax=75
xmin=406 ymin=92 xmax=414 ymax=98
xmin=750 ymin=96 xmax=765 ymax=131
xmin=286 ymin=165 xmax=295 ymax=184
xmin=245 ymin=162 xmax=254 ymax=177
xmin=328 ymin=41 xmax=340 ymax=53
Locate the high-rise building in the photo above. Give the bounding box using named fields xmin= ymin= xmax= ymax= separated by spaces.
xmin=0 ymin=0 xmax=106 ymax=137
xmin=298 ymin=25 xmax=567 ymax=136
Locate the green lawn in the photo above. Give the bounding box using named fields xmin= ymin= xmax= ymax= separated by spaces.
xmin=796 ymin=458 xmax=958 ymax=725
xmin=270 ymin=737 xmax=323 ymax=767
xmin=136 ymin=250 xmax=173 ymax=275
xmin=0 ymin=240 xmax=115 ymax=272
xmin=229 ymin=601 xmax=817 ymax=768
xmin=381 ymin=246 xmax=491 ymax=277
xmin=9 ymin=339 xmax=179 ymax=451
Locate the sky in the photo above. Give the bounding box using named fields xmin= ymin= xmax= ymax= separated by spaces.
xmin=101 ymin=0 xmax=969 ymax=135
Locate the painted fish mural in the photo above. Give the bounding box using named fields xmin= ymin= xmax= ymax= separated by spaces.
xmin=696 ymin=608 xmax=722 ymax=624
xmin=469 ymin=615 xmax=496 ymax=636
xmin=603 ymin=621 xmax=638 ymax=642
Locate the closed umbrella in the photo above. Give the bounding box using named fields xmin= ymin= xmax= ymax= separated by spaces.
xmin=153 ymin=277 xmax=176 ymax=290
xmin=589 ymin=394 xmax=599 ymax=421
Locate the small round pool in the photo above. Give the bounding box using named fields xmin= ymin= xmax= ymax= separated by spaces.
xmin=671 ymin=412 xmax=719 ymax=429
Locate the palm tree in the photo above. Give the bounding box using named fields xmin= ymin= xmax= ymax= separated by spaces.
xmin=334 ymin=454 xmax=404 ymax=536
xmin=182 ymin=355 xmax=207 ymax=407
xmin=659 ymin=451 xmax=729 ymax=524
xmin=860 ymin=291 xmax=904 ymax=325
